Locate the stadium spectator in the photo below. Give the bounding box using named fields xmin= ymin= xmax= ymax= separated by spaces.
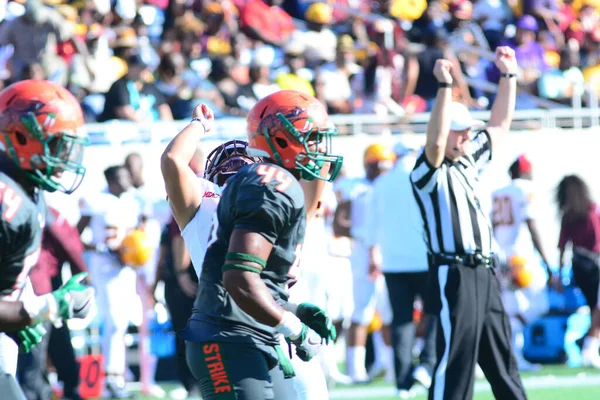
xmin=473 ymin=0 xmax=513 ymax=49
xmin=239 ymin=0 xmax=295 ymax=47
xmin=301 ymin=2 xmax=338 ymax=68
xmin=0 ymin=0 xmax=90 ymax=86
xmin=99 ymin=53 xmax=173 ymax=122
xmin=538 ymin=43 xmax=584 ymax=102
xmin=402 ymin=28 xmax=475 ymax=111
xmin=315 ymin=34 xmax=361 ymax=115
xmin=236 ymin=53 xmax=280 ymax=112
xmin=275 ymin=42 xmax=315 ymax=96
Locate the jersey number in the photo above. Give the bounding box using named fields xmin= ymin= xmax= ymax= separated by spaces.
xmin=492 ymin=196 xmax=514 ymax=226
xmin=0 ymin=182 xmax=23 ymax=222
xmin=256 ymin=165 xmax=293 ymax=192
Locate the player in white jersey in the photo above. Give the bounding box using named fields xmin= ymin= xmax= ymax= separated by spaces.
xmin=161 ymin=103 xmax=334 ymax=400
xmin=77 ymin=165 xmax=141 ymax=398
xmin=123 ymin=152 xmax=173 ymax=397
xmin=333 ymin=144 xmax=394 ymax=383
xmin=491 ymin=155 xmax=552 ymax=371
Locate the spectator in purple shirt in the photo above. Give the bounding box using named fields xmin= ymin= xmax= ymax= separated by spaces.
xmin=521 ymin=0 xmax=561 ymax=28
xmin=487 ymin=15 xmax=547 ymax=108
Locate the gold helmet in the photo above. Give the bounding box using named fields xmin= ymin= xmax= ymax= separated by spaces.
xmin=509 ymin=255 xmax=533 ymax=288
xmin=364 ymin=143 xmax=395 ymax=166
xmin=120 ymin=229 xmax=153 ymax=268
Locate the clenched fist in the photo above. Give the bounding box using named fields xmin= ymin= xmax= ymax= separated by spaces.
xmin=192 ymin=103 xmax=215 ymax=133
xmin=433 ymin=59 xmax=453 ymax=84
xmin=494 ymin=46 xmax=518 ymax=74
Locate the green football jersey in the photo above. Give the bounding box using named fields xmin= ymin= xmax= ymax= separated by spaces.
xmin=189 ymin=162 xmax=306 ymax=346
xmin=0 ymin=167 xmax=46 ymax=298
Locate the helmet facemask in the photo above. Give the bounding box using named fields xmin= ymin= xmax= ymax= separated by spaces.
xmin=4 ymin=112 xmax=89 ymax=194
xmin=204 ymin=139 xmax=261 ymax=186
xmin=264 ymin=113 xmax=343 ymax=182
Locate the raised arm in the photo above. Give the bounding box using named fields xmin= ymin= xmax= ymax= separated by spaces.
xmin=424 ymin=59 xmax=454 ymax=168
xmin=486 ymin=46 xmax=518 ymax=144
xmin=160 ymin=104 xmax=214 ymax=229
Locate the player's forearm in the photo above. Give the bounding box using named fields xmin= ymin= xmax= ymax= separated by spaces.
xmin=172 ymin=236 xmax=191 ymax=273
xmin=0 ymin=301 xmax=33 ymax=332
xmin=425 ymin=86 xmax=452 ymax=168
xmin=161 ymin=122 xmax=206 ymax=173
xmin=223 ymin=270 xmax=285 ymax=327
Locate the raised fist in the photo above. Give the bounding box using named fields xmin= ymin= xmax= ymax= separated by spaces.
xmin=192 ymin=103 xmax=215 ymax=133
xmin=433 ymin=59 xmax=453 ymax=84
xmin=494 ymin=46 xmax=518 ymax=74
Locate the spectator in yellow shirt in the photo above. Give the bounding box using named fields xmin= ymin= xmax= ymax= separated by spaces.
xmin=275 ymin=43 xmax=315 ymax=96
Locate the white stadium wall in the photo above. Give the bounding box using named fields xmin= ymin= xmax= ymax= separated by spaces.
xmin=46 ymin=125 xmax=599 ymax=266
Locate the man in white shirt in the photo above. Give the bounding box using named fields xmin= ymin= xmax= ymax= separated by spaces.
xmin=491 ymin=154 xmax=551 ymax=371
xmin=333 ymin=144 xmax=395 ymax=383
xmin=124 ymin=152 xmax=172 ymax=397
xmin=77 ymin=165 xmax=140 ymax=399
xmin=366 ymin=142 xmax=437 ymax=398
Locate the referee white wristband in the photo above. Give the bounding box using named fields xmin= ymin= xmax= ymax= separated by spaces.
xmin=275 ymin=311 xmax=303 ymax=340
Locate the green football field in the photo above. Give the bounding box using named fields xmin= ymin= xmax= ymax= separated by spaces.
xmin=99 ymin=364 xmax=600 ymax=399
xmin=328 ymin=365 xmax=600 ymax=400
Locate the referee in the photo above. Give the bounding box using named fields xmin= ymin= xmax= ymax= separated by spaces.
xmin=410 ymin=47 xmax=527 ymax=400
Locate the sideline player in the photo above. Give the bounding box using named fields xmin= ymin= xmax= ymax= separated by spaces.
xmin=0 ymin=81 xmax=94 ymax=386
xmin=77 ymin=165 xmax=140 ymax=399
xmin=492 ymin=155 xmax=551 ymax=371
xmin=161 ymin=91 xmax=343 ymax=399
xmin=333 ymin=143 xmax=395 ymax=383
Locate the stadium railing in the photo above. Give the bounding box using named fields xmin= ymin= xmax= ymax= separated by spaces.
xmin=85 ymin=105 xmax=600 ymax=147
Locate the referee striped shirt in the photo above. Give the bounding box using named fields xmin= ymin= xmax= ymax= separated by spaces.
xmin=410 ymin=130 xmax=493 ymax=256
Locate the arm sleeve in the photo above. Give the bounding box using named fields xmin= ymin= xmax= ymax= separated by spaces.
xmin=410 ymin=149 xmax=442 ymax=193
xmin=522 ymin=187 xmax=536 ymax=220
xmin=233 ymin=184 xmax=292 ymax=244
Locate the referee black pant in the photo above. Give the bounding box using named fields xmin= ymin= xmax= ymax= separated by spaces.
xmin=426 ymin=263 xmax=527 ymax=400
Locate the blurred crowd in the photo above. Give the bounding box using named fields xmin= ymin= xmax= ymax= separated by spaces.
xmin=1 ymin=0 xmax=600 ymax=126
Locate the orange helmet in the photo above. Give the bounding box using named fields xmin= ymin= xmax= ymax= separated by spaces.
xmin=0 ymin=80 xmax=89 ymax=194
xmin=246 ymin=90 xmax=343 ymax=182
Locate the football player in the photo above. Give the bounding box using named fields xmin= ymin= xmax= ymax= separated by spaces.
xmin=123 ymin=152 xmax=171 ymax=398
xmin=491 ymin=154 xmax=551 ymax=371
xmin=165 ymin=133 xmax=339 ymax=399
xmin=333 ymin=143 xmax=395 ymax=383
xmin=0 ymin=80 xmax=94 ymax=381
xmin=77 ymin=165 xmax=140 ymax=399
xmin=161 ymin=90 xmax=343 ymax=399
